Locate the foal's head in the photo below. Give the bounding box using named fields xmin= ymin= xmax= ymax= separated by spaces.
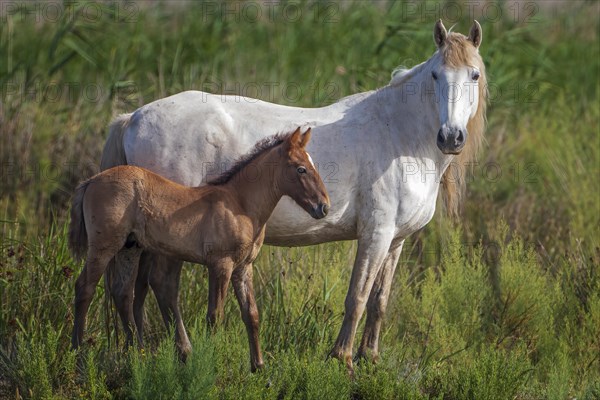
xmin=279 ymin=127 xmax=330 ymax=219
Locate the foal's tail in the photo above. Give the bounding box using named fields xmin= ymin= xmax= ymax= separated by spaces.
xmin=100 ymin=113 xmax=132 ymax=170
xmin=99 ymin=114 xmax=132 ymax=348
xmin=68 ymin=180 xmax=90 ymax=261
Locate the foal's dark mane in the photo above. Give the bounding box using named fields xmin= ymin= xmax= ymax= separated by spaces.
xmin=207 ymin=132 xmax=292 ymax=185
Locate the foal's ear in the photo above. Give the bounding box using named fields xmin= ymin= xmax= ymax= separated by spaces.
xmin=434 ymin=19 xmax=447 ymax=48
xmin=289 ymin=126 xmax=303 ymax=148
xmin=299 ymin=128 xmax=312 ymax=148
xmin=468 ymin=20 xmax=482 ymax=49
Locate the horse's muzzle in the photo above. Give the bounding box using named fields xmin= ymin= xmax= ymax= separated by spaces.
xmin=312 ymin=203 xmax=329 ymax=219
xmin=437 ymin=126 xmax=466 ymax=154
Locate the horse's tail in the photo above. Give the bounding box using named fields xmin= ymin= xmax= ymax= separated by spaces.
xmin=69 ymin=180 xmax=90 ymax=261
xmin=100 ymin=113 xmax=132 ymax=170
xmin=100 ymin=114 xmax=132 ymax=349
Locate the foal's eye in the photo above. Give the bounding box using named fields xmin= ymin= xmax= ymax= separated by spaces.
xmin=472 ymin=71 xmax=480 ymax=81
xmin=431 ymin=71 xmax=438 ymax=80
xmin=297 ymin=166 xmax=307 ymax=174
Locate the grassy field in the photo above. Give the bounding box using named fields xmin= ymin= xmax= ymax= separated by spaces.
xmin=1 ymin=1 xmax=599 ymax=399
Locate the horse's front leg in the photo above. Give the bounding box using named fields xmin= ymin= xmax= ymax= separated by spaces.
xmin=329 ymin=228 xmax=394 ymax=372
xmin=206 ymin=258 xmax=234 ymax=329
xmin=147 ymin=255 xmax=191 ymax=360
xmin=356 ymin=238 xmax=404 ymax=363
xmin=232 ymin=262 xmax=264 ymax=372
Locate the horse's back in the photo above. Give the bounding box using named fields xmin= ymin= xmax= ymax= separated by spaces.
xmin=120 ymin=90 xmax=341 ymax=186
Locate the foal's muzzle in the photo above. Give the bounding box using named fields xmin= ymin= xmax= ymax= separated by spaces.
xmin=437 ymin=126 xmax=466 ymax=154
xmin=312 ymin=203 xmax=329 ymax=219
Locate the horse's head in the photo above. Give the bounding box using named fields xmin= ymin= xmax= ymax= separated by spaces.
xmin=280 ymin=127 xmax=330 ymax=219
xmin=430 ymin=20 xmax=484 ymax=155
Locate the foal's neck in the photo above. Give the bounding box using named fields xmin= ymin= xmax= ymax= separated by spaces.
xmin=224 ymin=147 xmax=284 ymax=228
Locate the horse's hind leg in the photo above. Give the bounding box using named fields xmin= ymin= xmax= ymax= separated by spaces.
xmin=112 ymin=244 xmax=143 ymax=349
xmin=72 ymin=250 xmax=116 ymax=349
xmin=132 ymin=251 xmax=153 ymax=343
xmin=149 ymin=256 xmax=191 ymax=360
xmin=232 ymin=263 xmax=264 ymax=372
xmin=356 ymin=239 xmax=404 ymax=363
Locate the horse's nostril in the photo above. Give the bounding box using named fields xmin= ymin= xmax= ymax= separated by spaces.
xmin=320 ymin=203 xmax=329 ymax=216
xmin=457 ymin=130 xmax=464 ymax=144
xmin=437 ymin=129 xmax=445 ymax=144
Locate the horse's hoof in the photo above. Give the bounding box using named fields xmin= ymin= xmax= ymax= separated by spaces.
xmin=354 ymin=348 xmax=379 ymax=365
xmin=327 ymin=348 xmax=354 ymax=376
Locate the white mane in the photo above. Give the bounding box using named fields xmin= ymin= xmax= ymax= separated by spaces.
xmin=389 ymin=60 xmax=430 ymax=87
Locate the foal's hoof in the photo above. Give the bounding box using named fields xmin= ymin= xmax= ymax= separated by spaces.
xmin=250 ymin=361 xmax=264 ymax=373
xmin=177 ymin=350 xmax=189 ymax=363
xmin=177 ymin=344 xmax=192 ymax=363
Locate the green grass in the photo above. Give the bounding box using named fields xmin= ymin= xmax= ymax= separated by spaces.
xmin=3 ymin=221 xmax=598 ymax=399
xmin=1 ymin=1 xmax=599 ymax=398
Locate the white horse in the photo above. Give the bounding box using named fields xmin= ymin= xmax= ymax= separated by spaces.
xmin=100 ymin=20 xmax=486 ymax=370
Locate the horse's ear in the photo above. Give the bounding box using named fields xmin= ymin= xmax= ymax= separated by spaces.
xmin=434 ymin=19 xmax=447 ymax=48
xmin=289 ymin=126 xmax=303 ymax=148
xmin=299 ymin=128 xmax=311 ymax=148
xmin=468 ymin=20 xmax=482 ymax=49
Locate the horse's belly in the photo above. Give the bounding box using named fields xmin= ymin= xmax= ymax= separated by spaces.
xmin=264 ymin=197 xmax=357 ymax=246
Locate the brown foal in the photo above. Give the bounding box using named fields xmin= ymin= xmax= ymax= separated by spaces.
xmin=69 ymin=127 xmax=329 ymax=371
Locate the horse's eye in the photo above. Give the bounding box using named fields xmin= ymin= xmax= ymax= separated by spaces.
xmin=431 ymin=71 xmax=438 ymax=80
xmin=297 ymin=166 xmax=307 ymax=174
xmin=472 ymin=71 xmax=480 ymax=81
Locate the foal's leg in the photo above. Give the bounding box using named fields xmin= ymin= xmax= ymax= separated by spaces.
xmin=356 ymin=239 xmax=404 ymax=363
xmin=328 ymin=229 xmax=394 ymax=372
xmin=232 ymin=263 xmax=264 ymax=372
xmin=206 ymin=259 xmax=234 ymax=328
xmin=72 ymin=250 xmax=117 ymax=349
xmin=112 ymin=246 xmax=143 ymax=348
xmin=149 ymin=256 xmax=191 ymax=359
